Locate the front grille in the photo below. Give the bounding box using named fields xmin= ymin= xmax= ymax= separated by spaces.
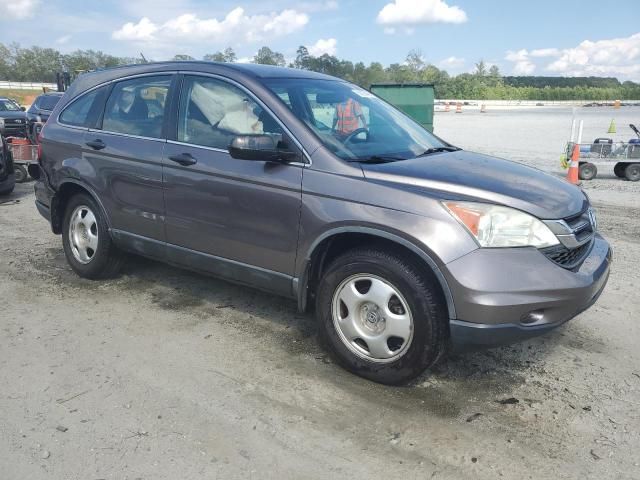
xmin=565 ymin=210 xmax=594 ymax=237
xmin=541 ymin=240 xmax=593 ymax=270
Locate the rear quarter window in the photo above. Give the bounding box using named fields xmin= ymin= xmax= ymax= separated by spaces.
xmin=59 ymin=86 xmax=108 ymax=128
xmin=37 ymin=95 xmax=61 ymax=111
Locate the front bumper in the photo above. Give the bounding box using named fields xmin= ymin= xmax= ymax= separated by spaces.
xmin=0 ymin=125 xmax=27 ymax=137
xmin=445 ymin=233 xmax=612 ymax=349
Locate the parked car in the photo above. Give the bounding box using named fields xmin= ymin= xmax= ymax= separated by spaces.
xmin=26 ymin=92 xmax=63 ymax=142
xmin=0 ymin=133 xmax=15 ymax=195
xmin=33 ymin=62 xmax=612 ymax=384
xmin=0 ymin=97 xmax=27 ymax=137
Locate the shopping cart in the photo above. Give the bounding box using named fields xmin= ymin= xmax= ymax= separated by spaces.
xmin=6 ymin=137 xmax=39 ymax=183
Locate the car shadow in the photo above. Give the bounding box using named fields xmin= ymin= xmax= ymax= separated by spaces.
xmin=31 ymin=244 xmax=589 ymax=412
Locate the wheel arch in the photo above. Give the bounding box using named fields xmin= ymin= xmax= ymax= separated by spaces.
xmin=51 ymin=180 xmax=111 ymax=234
xmin=296 ymin=227 xmax=456 ymax=320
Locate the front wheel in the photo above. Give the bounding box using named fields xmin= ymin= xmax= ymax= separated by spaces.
xmin=62 ymin=193 xmax=124 ymax=279
xmin=14 ymin=165 xmax=28 ymax=183
xmin=316 ymin=247 xmax=447 ymax=385
xmin=625 ymin=163 xmax=640 ymax=182
xmin=578 ymin=162 xmax=597 ymax=180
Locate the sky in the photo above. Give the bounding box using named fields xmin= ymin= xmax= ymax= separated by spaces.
xmin=1 ymin=0 xmax=639 ymax=80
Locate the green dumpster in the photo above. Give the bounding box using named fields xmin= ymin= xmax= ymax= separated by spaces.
xmin=370 ymin=83 xmax=435 ymax=132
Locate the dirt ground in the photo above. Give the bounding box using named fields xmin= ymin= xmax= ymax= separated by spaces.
xmin=1 ymin=177 xmax=639 ymax=480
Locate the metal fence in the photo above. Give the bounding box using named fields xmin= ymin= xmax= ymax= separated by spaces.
xmin=0 ymin=81 xmax=58 ymax=91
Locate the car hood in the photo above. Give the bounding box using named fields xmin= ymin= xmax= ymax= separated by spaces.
xmin=0 ymin=111 xmax=27 ymax=120
xmin=361 ymin=150 xmax=587 ymax=219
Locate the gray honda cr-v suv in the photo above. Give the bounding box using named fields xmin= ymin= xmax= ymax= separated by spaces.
xmin=33 ymin=62 xmax=611 ymax=384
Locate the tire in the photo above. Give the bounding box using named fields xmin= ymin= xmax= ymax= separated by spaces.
xmin=0 ymin=182 xmax=15 ymax=196
xmin=61 ymin=193 xmax=124 ymax=279
xmin=316 ymin=247 xmax=447 ymax=385
xmin=578 ymin=162 xmax=597 ymax=180
xmin=624 ymin=163 xmax=640 ymax=182
xmin=14 ymin=165 xmax=28 ymax=183
xmin=613 ymin=163 xmax=626 ymax=178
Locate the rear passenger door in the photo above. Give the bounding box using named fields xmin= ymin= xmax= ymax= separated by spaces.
xmin=83 ymin=74 xmax=173 ymax=250
xmin=162 ymin=74 xmax=304 ymax=294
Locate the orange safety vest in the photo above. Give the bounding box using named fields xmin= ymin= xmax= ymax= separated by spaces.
xmin=336 ymin=99 xmax=362 ymax=134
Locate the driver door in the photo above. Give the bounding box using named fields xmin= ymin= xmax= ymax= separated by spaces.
xmin=162 ymin=75 xmax=304 ymax=295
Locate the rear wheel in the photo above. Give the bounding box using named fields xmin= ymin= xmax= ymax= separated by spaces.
xmin=625 ymin=163 xmax=640 ymax=182
xmin=62 ymin=193 xmax=124 ymax=279
xmin=613 ymin=163 xmax=626 ymax=178
xmin=578 ymin=162 xmax=597 ymax=180
xmin=316 ymin=247 xmax=447 ymax=385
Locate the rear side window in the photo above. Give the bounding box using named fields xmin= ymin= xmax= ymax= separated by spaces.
xmin=37 ymin=95 xmax=60 ymax=111
xmin=102 ymin=76 xmax=171 ymax=139
xmin=59 ymin=86 xmax=108 ymax=128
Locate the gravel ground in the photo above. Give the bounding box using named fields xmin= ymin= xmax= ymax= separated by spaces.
xmin=1 ymin=171 xmax=639 ymax=479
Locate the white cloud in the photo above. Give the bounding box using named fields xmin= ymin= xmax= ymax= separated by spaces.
xmin=297 ymin=0 xmax=339 ymax=12
xmin=377 ymin=0 xmax=467 ymax=26
xmin=505 ymin=49 xmax=536 ymax=75
xmin=546 ymin=33 xmax=640 ymax=80
xmin=439 ymin=56 xmax=465 ymax=69
xmin=3 ymin=0 xmax=41 ymax=19
xmin=530 ymin=48 xmax=561 ymax=58
xmin=505 ymin=33 xmax=640 ymax=80
xmin=56 ymin=35 xmax=72 ymax=45
xmin=308 ymin=38 xmax=337 ymax=56
xmin=113 ymin=17 xmax=158 ymax=41
xmin=112 ymin=7 xmax=309 ymax=44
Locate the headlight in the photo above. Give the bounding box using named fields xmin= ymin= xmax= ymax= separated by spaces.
xmin=444 ymin=201 xmax=560 ymax=248
xmin=0 ymin=118 xmax=4 ymax=128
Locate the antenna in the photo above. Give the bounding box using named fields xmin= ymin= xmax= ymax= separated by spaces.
xmin=140 ymin=53 xmax=148 ymax=63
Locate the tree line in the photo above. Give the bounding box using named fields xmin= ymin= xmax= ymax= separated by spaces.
xmin=2 ymin=42 xmax=639 ymax=101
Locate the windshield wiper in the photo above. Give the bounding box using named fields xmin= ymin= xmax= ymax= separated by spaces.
xmin=348 ymin=155 xmax=407 ymax=164
xmin=416 ymin=146 xmax=461 ymax=157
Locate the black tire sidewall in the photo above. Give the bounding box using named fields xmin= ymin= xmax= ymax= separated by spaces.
xmin=62 ymin=193 xmax=117 ymax=279
xmin=625 ymin=164 xmax=640 ymax=181
xmin=316 ymin=250 xmax=445 ymax=385
xmin=579 ymin=163 xmax=596 ymax=180
xmin=14 ymin=165 xmax=27 ymax=183
xmin=614 ymin=163 xmax=625 ymax=177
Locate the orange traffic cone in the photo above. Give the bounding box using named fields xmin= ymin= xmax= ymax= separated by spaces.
xmin=444 ymin=102 xmax=450 ymax=112
xmin=455 ymin=102 xmax=462 ymax=113
xmin=566 ymin=143 xmax=580 ymax=185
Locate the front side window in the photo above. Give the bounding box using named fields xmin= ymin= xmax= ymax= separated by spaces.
xmin=59 ymin=86 xmax=108 ymax=128
xmin=102 ymin=76 xmax=171 ymax=139
xmin=178 ymin=76 xmax=284 ymax=150
xmin=0 ymin=99 xmax=21 ymax=112
xmin=263 ymin=78 xmax=447 ymax=162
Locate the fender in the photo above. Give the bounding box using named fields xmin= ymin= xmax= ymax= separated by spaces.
xmin=295 ymin=226 xmax=457 ymax=320
xmin=51 ymin=178 xmax=113 ymax=234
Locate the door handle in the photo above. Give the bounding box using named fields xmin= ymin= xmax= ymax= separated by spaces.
xmin=85 ymin=139 xmax=106 ymax=150
xmin=168 ymin=153 xmax=197 ymax=166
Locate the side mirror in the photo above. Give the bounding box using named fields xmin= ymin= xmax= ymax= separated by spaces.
xmin=20 ymin=106 xmax=26 ymax=111
xmin=228 ymin=135 xmax=300 ymax=163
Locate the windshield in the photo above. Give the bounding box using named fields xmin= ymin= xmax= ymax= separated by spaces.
xmin=0 ymin=99 xmax=21 ymax=112
xmin=262 ymin=78 xmax=449 ymax=162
